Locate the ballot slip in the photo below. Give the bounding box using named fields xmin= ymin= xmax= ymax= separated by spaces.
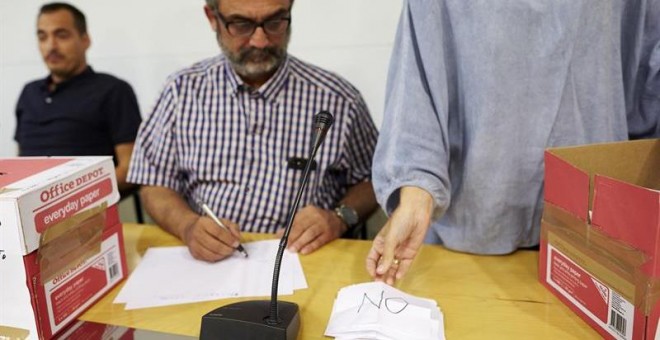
xmin=325 ymin=282 xmax=446 ymax=340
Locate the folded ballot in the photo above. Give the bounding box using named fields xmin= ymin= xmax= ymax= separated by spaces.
xmin=325 ymin=282 xmax=445 ymax=340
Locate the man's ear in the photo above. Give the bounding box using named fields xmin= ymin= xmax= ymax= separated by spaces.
xmin=203 ymin=5 xmax=219 ymax=32
xmin=82 ymin=33 xmax=91 ymax=50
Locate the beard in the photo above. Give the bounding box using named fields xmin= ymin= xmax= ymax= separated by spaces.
xmin=219 ymin=32 xmax=290 ymax=82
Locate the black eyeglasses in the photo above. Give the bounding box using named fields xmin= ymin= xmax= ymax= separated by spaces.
xmin=214 ymin=10 xmax=291 ymax=38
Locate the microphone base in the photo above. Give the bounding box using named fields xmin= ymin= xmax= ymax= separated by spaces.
xmin=200 ymin=300 xmax=300 ymax=340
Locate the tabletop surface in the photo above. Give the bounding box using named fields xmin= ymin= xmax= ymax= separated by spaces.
xmin=79 ymin=224 xmax=600 ymax=339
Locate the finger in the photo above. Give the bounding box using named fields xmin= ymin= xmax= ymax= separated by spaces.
xmin=396 ymin=260 xmax=413 ymax=280
xmin=392 ymin=236 xmax=424 ymax=281
xmin=202 ymin=219 xmax=239 ymax=248
xmin=223 ymin=219 xmax=242 ymax=240
xmin=299 ymin=221 xmax=338 ymax=254
xmin=190 ymin=242 xmax=227 ymax=262
xmin=194 ymin=222 xmax=237 ymax=254
xmin=187 ymin=227 xmax=233 ymax=262
xmin=366 ymin=244 xmax=382 ymax=278
xmin=386 ymin=271 xmax=396 ymax=285
xmin=289 ymin=223 xmax=323 ymax=253
xmin=285 ymin=216 xmax=306 ymax=245
xmin=285 ymin=209 xmax=314 ymax=249
xmin=376 ymin=223 xmax=398 ymax=275
xmin=299 ymin=235 xmax=327 ymax=255
xmin=195 ymin=230 xmax=236 ymax=259
xmin=366 ymin=233 xmax=388 ymax=280
xmin=385 ymin=258 xmax=403 ymax=285
xmin=275 ymin=228 xmax=285 ymax=237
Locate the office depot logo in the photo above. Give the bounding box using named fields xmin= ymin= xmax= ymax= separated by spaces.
xmin=39 ymin=167 xmax=105 ymax=203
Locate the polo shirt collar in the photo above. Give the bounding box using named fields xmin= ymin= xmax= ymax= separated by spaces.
xmin=40 ymin=66 xmax=95 ymax=93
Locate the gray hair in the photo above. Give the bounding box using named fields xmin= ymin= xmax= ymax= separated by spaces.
xmin=205 ymin=0 xmax=294 ymax=12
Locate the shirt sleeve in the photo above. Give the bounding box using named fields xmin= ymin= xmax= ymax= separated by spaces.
xmin=372 ymin=0 xmax=452 ymax=216
xmin=14 ymin=87 xmax=26 ymax=144
xmin=342 ymin=93 xmax=378 ymax=186
xmin=127 ymin=77 xmax=183 ymax=191
xmin=105 ymin=80 xmax=142 ymax=144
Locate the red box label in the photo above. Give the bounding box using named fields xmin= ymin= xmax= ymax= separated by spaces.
xmin=50 ymin=257 xmax=108 ymax=325
xmin=549 ymin=249 xmax=609 ymax=322
xmin=34 ymin=178 xmax=113 ymax=232
xmin=546 ymin=243 xmax=635 ymax=339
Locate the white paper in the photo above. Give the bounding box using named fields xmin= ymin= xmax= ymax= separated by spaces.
xmin=325 ymin=282 xmax=446 ymax=340
xmin=114 ymin=240 xmax=307 ymax=310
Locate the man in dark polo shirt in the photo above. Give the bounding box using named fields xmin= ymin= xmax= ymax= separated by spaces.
xmin=14 ymin=2 xmax=142 ymax=194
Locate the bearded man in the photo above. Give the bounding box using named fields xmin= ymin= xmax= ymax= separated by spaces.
xmin=128 ymin=0 xmax=379 ymax=262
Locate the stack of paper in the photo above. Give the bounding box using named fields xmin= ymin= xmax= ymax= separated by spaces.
xmin=114 ymin=240 xmax=307 ymax=310
xmin=325 ymin=282 xmax=445 ymax=340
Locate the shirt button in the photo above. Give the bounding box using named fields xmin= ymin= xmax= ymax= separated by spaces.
xmin=45 ymin=97 xmax=52 ymax=104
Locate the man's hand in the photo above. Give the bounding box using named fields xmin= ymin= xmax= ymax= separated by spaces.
xmin=140 ymin=186 xmax=245 ymax=262
xmin=366 ymin=187 xmax=434 ymax=285
xmin=182 ymin=216 xmax=242 ymax=262
xmin=276 ymin=205 xmax=346 ymax=255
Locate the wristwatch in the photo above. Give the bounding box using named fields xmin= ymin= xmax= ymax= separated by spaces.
xmin=334 ymin=204 xmax=359 ymax=228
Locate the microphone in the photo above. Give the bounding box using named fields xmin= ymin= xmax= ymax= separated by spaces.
xmin=200 ymin=111 xmax=335 ymax=340
xmin=311 ymin=110 xmax=334 ymax=153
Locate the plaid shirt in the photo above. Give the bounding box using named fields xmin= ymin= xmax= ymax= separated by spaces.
xmin=128 ymin=55 xmax=378 ymax=233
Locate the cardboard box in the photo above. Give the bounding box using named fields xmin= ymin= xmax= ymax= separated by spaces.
xmin=539 ymin=139 xmax=660 ymax=340
xmin=0 ymin=157 xmax=127 ymax=339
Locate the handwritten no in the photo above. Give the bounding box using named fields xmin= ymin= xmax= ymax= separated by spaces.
xmin=357 ymin=289 xmax=409 ymax=314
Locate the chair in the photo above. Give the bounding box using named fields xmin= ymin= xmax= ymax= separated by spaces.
xmin=342 ymin=222 xmax=368 ymax=240
xmin=119 ymin=187 xmax=144 ymax=224
xmin=131 ymin=191 xmax=145 ymax=224
xmin=341 ymin=208 xmax=386 ymax=240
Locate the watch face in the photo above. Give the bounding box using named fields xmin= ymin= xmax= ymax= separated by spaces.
xmin=337 ymin=205 xmax=358 ymax=226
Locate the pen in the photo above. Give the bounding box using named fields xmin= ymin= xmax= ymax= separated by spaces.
xmin=198 ymin=201 xmax=249 ymax=258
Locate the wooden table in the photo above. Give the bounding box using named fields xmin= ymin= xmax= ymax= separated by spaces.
xmin=79 ymin=224 xmax=600 ymax=339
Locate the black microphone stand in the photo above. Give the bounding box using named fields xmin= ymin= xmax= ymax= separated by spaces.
xmin=200 ymin=111 xmax=334 ymax=340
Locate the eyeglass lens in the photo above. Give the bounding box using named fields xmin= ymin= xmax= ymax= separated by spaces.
xmin=228 ymin=18 xmax=289 ymax=37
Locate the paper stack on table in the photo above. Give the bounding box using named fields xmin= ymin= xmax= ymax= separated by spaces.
xmin=325 ymin=282 xmax=445 ymax=340
xmin=114 ymin=240 xmax=307 ymax=310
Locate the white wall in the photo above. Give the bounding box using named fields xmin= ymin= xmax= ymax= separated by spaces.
xmin=0 ymin=0 xmax=402 ymax=157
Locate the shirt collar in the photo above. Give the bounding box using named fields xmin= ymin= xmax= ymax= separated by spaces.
xmin=39 ymin=66 xmax=95 ymax=93
xmin=224 ymin=55 xmax=290 ymax=102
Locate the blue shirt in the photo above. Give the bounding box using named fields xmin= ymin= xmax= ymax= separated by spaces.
xmin=128 ymin=55 xmax=378 ymax=233
xmin=373 ymin=0 xmax=660 ymax=254
xmin=15 ymin=67 xmax=142 ymax=158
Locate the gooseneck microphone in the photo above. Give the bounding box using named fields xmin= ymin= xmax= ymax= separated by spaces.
xmin=200 ymin=111 xmax=335 ymax=340
xmin=268 ymin=110 xmax=334 ymax=325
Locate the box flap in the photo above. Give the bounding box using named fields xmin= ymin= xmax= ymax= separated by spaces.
xmin=548 ymin=139 xmax=659 ymax=189
xmin=544 ymin=152 xmax=590 ymax=221
xmin=0 ymin=158 xmax=72 ymax=189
